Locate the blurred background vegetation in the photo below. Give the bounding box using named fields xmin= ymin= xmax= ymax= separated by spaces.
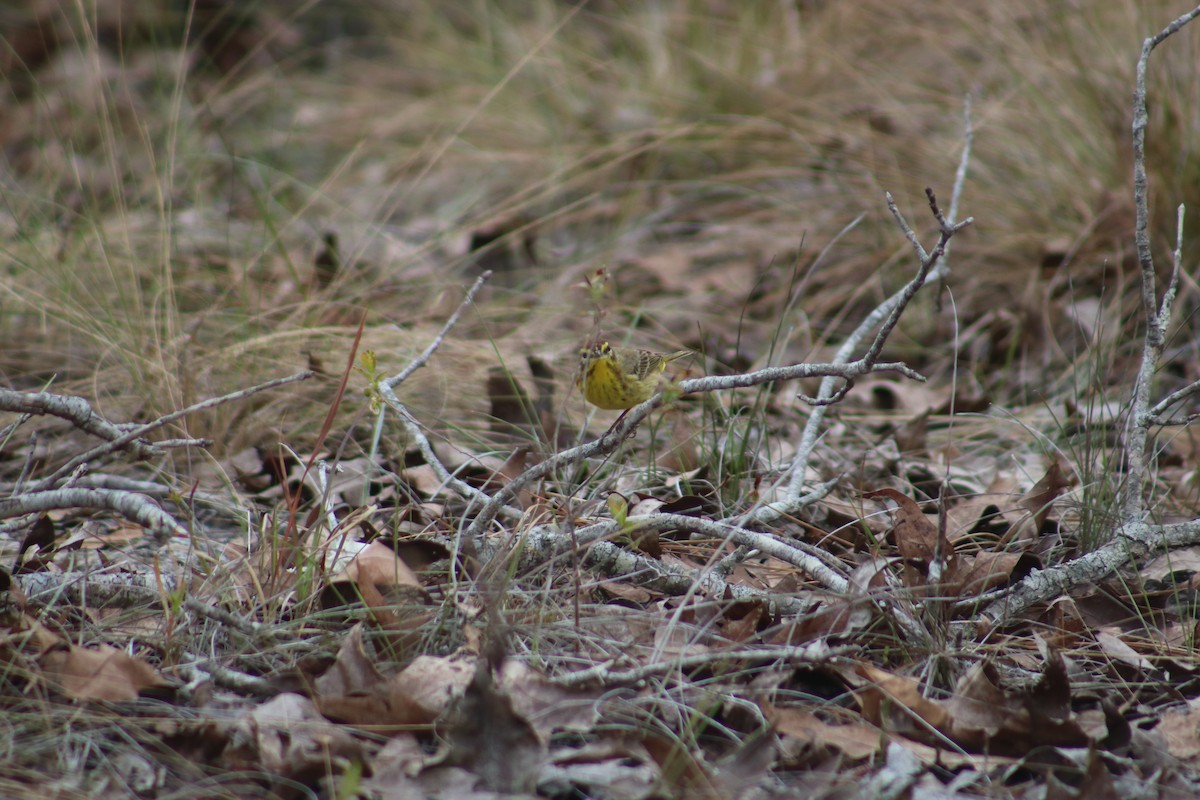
xmin=1 ymin=0 xmax=1197 ymax=460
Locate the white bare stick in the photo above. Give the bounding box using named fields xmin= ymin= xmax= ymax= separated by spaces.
xmin=981 ymin=6 xmax=1200 ymax=628
xmin=748 ymin=190 xmax=973 ymax=524
xmin=756 ymin=103 xmax=975 ymax=521
xmin=679 ymin=359 xmax=925 ymax=395
xmin=474 ymin=510 xmax=929 ymax=642
xmin=772 ymin=106 xmax=975 ymax=510
xmin=0 ymin=488 xmax=187 ymax=540
xmin=18 ymin=571 xmax=282 ymax=642
xmin=981 ymin=519 xmax=1200 ymax=630
xmin=475 ymin=525 xmax=814 ymax=616
xmin=41 ymin=371 xmax=313 ymax=486
xmin=179 ymin=651 xmax=275 ymax=696
xmin=383 ymin=270 xmax=492 ymax=390
xmin=0 ymin=389 xmax=162 ymax=461
xmin=1146 ymin=205 xmax=1195 ymax=425
xmin=370 ymin=272 xmax=515 ymax=516
xmin=573 ymin=514 xmax=849 ymax=593
xmin=19 ymin=570 xmax=180 ymax=605
xmin=1121 ymin=10 xmax=1200 ymax=524
xmin=549 ymin=640 xmax=853 ymax=688
xmin=382 ymin=394 xmax=522 ymax=521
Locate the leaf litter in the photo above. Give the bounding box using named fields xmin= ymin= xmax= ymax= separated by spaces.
xmin=4 ymin=3 xmax=1200 ymax=799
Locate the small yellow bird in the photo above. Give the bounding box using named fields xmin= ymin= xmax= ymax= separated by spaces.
xmin=576 ymin=340 xmax=692 ymax=411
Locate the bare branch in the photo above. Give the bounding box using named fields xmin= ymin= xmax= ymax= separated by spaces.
xmin=381 ymin=393 xmax=523 ymax=521
xmin=983 ymin=8 xmax=1200 ymax=627
xmin=948 ymin=95 xmax=975 ymax=227
xmin=1121 ymin=10 xmax=1199 ymax=524
xmin=549 ymin=640 xmax=852 ymax=688
xmin=19 ymin=569 xmax=180 ymax=606
xmin=42 ymin=371 xmax=313 ymax=487
xmin=772 ymin=153 xmax=974 ymax=518
xmin=679 ymin=360 xmax=925 ymax=395
xmin=383 ymin=270 xmax=492 ymax=390
xmin=1148 ymin=376 xmax=1200 ymax=422
xmin=574 ymin=514 xmax=850 ymax=593
xmin=1132 ymin=7 xmax=1200 ymax=333
xmin=858 ymin=190 xmax=970 ymax=370
xmin=0 ymin=488 xmax=187 ymax=540
xmin=475 ymin=524 xmax=816 ymax=616
xmin=0 ymin=390 xmax=162 ymax=461
xmin=0 ymin=375 xmax=312 ymax=543
xmin=18 ymin=571 xmax=284 ymax=643
xmin=980 ymin=519 xmax=1200 ymax=628
xmin=371 ymin=272 xmax=513 ymax=516
xmin=179 ymin=651 xmax=275 ymax=697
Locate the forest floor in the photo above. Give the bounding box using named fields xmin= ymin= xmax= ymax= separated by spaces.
xmin=3 ymin=2 xmax=1200 ymax=798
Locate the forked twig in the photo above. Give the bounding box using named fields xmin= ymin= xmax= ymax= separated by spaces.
xmin=981 ymin=6 xmax=1200 ymax=629
xmin=0 ymin=372 xmax=314 ymax=541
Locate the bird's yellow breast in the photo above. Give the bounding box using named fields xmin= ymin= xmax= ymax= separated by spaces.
xmin=579 ymin=353 xmax=656 ymax=409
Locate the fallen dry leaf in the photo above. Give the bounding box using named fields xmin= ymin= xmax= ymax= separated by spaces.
xmin=1156 ymin=699 xmax=1200 ymax=763
xmin=496 ymin=660 xmax=601 ymax=740
xmin=224 ymin=693 xmax=363 ymax=783
xmin=641 ymin=731 xmax=725 ymax=799
xmin=847 ymin=639 xmax=1092 ymax=757
xmin=851 ymin=663 xmax=951 ymax=740
xmin=358 ymin=734 xmax=429 ymax=796
xmin=1094 ymin=627 xmax=1154 ymax=674
xmin=439 ymin=659 xmax=545 ymax=794
xmin=597 ymin=580 xmax=656 ymax=605
xmin=327 ymin=539 xmax=423 ymax=596
xmin=317 ymin=649 xmax=476 ymax=730
xmin=865 ymin=488 xmax=956 ymax=590
xmin=768 ymin=705 xmax=881 ymax=761
xmin=771 ymin=558 xmax=891 ymax=644
xmin=313 ymin=623 xmax=386 ymax=698
xmin=39 ymin=641 xmax=169 ymax=702
xmin=946 ymin=551 xmax=1033 ymax=597
xmin=1004 ymin=459 xmax=1075 ymax=545
xmin=322 ymin=539 xmax=433 ymax=656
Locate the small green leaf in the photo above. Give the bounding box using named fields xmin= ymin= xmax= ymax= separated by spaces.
xmin=606 ymin=492 xmax=629 ymax=526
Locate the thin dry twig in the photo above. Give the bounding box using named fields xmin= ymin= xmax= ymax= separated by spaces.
xmin=0 ymin=488 xmax=187 ymax=540
xmin=549 ymin=641 xmax=853 ymax=688
xmin=42 ymin=371 xmax=313 ymax=487
xmin=738 ymin=119 xmax=975 ymax=530
xmin=369 ymin=271 xmax=525 ymax=521
xmin=981 ymin=6 xmax=1200 ymax=628
xmin=574 ymin=514 xmax=849 ymax=593
xmin=0 ymin=389 xmax=163 ymax=461
xmin=17 ymin=570 xmax=282 ymax=642
xmin=384 ymin=397 xmax=521 ymax=520
xmin=1146 ymin=206 xmax=1198 ymax=425
xmin=178 ymin=652 xmax=275 ymax=697
xmin=19 ymin=569 xmax=181 ymax=606
xmin=476 ymin=525 xmax=814 ymax=616
xmin=0 ymin=373 xmax=313 ymax=543
xmin=383 ymin=271 xmax=493 ymax=390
